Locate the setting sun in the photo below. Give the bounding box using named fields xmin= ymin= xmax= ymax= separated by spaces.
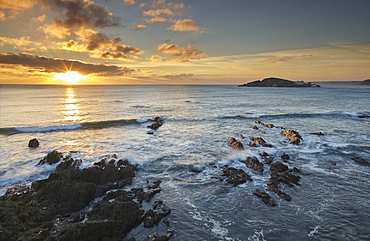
xmin=52 ymin=71 xmax=89 ymax=84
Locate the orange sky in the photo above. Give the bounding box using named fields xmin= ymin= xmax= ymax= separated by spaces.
xmin=0 ymin=0 xmax=369 ymax=85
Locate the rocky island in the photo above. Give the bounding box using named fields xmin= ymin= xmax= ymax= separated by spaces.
xmin=238 ymin=77 xmax=321 ymax=87
xmin=359 ymin=79 xmax=370 ymax=85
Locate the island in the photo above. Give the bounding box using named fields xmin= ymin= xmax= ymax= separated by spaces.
xmin=359 ymin=79 xmax=370 ymax=85
xmin=238 ymin=77 xmax=321 ymax=87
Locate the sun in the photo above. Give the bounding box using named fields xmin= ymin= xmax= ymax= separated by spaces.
xmin=52 ymin=71 xmax=89 ymax=84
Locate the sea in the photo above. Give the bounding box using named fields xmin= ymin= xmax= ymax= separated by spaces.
xmin=0 ymin=84 xmax=369 ymax=240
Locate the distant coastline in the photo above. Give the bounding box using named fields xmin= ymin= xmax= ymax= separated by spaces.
xmin=238 ymin=77 xmax=321 ymax=87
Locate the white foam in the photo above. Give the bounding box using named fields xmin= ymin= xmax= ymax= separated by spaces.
xmin=240 ymin=114 xmax=262 ymax=119
xmin=15 ymin=123 xmax=82 ymax=133
xmin=136 ymin=118 xmax=150 ymax=123
xmin=308 ymin=225 xmax=321 ymax=237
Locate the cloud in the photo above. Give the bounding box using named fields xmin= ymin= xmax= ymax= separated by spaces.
xmin=156 ymin=43 xmax=206 ymax=59
xmin=32 ymin=14 xmax=46 ymax=22
xmin=0 ymin=53 xmax=138 ymax=76
xmin=122 ymin=0 xmax=135 ymax=5
xmin=147 ymin=55 xmax=164 ymax=62
xmin=261 ymin=56 xmax=291 ymax=63
xmin=0 ymin=36 xmax=48 ymax=51
xmin=146 ymin=16 xmax=167 ymax=24
xmin=151 ymin=0 xmax=184 ymax=10
xmin=135 ymin=24 xmax=148 ymax=30
xmin=61 ymin=29 xmax=141 ymax=60
xmin=38 ymin=23 xmax=72 ymax=39
xmin=42 ymin=0 xmax=121 ymax=29
xmin=142 ymin=8 xmax=174 ymax=16
xmin=167 ymin=19 xmax=205 ymax=33
xmin=0 ymin=0 xmax=36 ymax=10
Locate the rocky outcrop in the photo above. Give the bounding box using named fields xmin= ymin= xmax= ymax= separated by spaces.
xmin=255 ymin=120 xmax=275 ymax=128
xmin=147 ymin=116 xmax=164 ymax=130
xmin=309 ymin=132 xmax=324 ymax=136
xmin=249 ymin=137 xmax=273 ymax=147
xmin=238 ymin=77 xmax=321 ymax=87
xmin=28 ymin=138 xmax=39 ymax=147
xmin=228 ymin=138 xmax=244 ymax=150
xmin=241 ymin=156 xmax=264 ymax=174
xmin=221 ymin=166 xmax=252 ymax=186
xmin=359 ymin=79 xmax=370 ymax=85
xmin=253 ymin=189 xmax=277 ymax=207
xmin=37 ymin=150 xmax=63 ymax=165
xmin=0 ymin=156 xmax=171 ymax=241
xmin=281 ymin=129 xmax=302 ymax=145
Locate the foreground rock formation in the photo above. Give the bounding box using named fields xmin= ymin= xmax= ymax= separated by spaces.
xmin=0 ymin=156 xmax=171 ymax=241
xmin=238 ymin=77 xmax=321 ymax=87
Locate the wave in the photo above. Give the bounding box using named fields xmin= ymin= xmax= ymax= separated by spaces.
xmin=0 ymin=118 xmax=151 ymax=135
xmin=223 ymin=111 xmax=370 ymax=120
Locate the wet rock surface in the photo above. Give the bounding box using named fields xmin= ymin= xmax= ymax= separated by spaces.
xmin=28 ymin=138 xmax=40 ymax=147
xmin=221 ymin=166 xmax=252 ymax=186
xmin=241 ymin=156 xmax=264 ymax=174
xmin=147 ymin=116 xmax=164 ymax=130
xmin=0 ymin=156 xmax=172 ymax=241
xmin=37 ymin=150 xmax=63 ymax=165
xmin=228 ymin=137 xmax=244 ymax=150
xmin=281 ymin=129 xmax=302 ymax=145
xmin=352 ymin=157 xmax=370 ymax=166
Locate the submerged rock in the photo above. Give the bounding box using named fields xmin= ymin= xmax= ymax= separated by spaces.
xmin=228 ymin=138 xmax=244 ymax=151
xmin=148 ymin=116 xmax=164 ymax=130
xmin=28 ymin=138 xmax=39 ymax=147
xmin=309 ymin=132 xmax=325 ymax=136
xmin=352 ymin=157 xmax=370 ymax=166
xmin=253 ymin=189 xmax=277 ymax=207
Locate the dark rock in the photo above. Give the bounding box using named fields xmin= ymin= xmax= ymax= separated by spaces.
xmin=249 ymin=137 xmax=273 ymax=147
xmin=190 ymin=167 xmax=203 ymax=173
xmin=270 ymin=162 xmax=289 ymax=173
xmin=239 ymin=77 xmax=321 ymax=87
xmin=221 ymin=166 xmax=252 ymax=186
xmin=37 ymin=150 xmax=63 ymax=165
xmin=358 ymin=115 xmax=370 ymax=118
xmin=359 ymin=79 xmax=370 ymax=85
xmin=281 ymin=153 xmax=290 ymax=160
xmin=352 ymin=157 xmax=370 ymax=166
xmin=281 ymin=130 xmax=302 ymax=145
xmin=255 ymin=120 xmax=275 ymax=128
xmin=253 ymin=189 xmax=277 ymax=206
xmin=309 ymin=132 xmax=325 ymax=136
xmin=143 ymin=201 xmax=171 ymax=228
xmin=55 ymin=158 xmax=82 ymax=173
xmin=147 ymin=131 xmax=154 ymax=135
xmin=241 ymin=156 xmax=264 ymax=174
xmin=228 ymin=138 xmax=244 ymax=151
xmin=144 ymin=232 xmax=169 ymax=241
xmin=28 ymin=138 xmax=39 ymax=148
xmin=263 ymin=156 xmax=274 ymax=165
xmin=148 ymin=116 xmax=164 ymax=130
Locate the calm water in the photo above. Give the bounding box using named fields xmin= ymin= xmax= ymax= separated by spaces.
xmin=1 ymin=84 xmax=370 ymax=240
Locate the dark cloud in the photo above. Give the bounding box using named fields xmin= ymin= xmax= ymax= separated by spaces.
xmin=0 ymin=53 xmax=137 ymax=76
xmin=42 ymin=0 xmax=121 ymax=28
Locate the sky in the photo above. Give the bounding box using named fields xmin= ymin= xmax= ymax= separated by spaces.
xmin=0 ymin=0 xmax=369 ymax=85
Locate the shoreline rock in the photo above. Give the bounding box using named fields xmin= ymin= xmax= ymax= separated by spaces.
xmin=28 ymin=138 xmax=39 ymax=147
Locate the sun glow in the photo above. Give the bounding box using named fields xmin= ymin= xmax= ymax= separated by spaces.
xmin=52 ymin=71 xmax=89 ymax=84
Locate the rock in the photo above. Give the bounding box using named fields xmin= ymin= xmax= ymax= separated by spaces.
xmin=142 ymin=201 xmax=171 ymax=228
xmin=228 ymin=138 xmax=244 ymax=151
xmin=359 ymin=79 xmax=370 ymax=85
xmin=249 ymin=137 xmax=273 ymax=147
xmin=281 ymin=153 xmax=290 ymax=160
xmin=28 ymin=138 xmax=39 ymax=147
xmin=144 ymin=232 xmax=169 ymax=241
xmin=241 ymin=156 xmax=264 ymax=174
xmin=310 ymin=132 xmax=324 ymax=136
xmin=352 ymin=157 xmax=370 ymax=166
xmin=281 ymin=130 xmax=302 ymax=145
xmin=147 ymin=116 xmax=164 ymax=130
xmin=270 ymin=162 xmax=289 ymax=173
xmin=253 ymin=189 xmax=277 ymax=206
xmin=37 ymin=150 xmax=63 ymax=165
xmin=0 ymin=156 xmax=167 ymax=241
xmin=239 ymin=77 xmax=321 ymax=87
xmin=255 ymin=120 xmax=275 ymax=128
xmin=358 ymin=115 xmax=370 ymax=118
xmin=221 ymin=166 xmax=252 ymax=186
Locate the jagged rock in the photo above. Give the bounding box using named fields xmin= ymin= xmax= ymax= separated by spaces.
xmin=249 ymin=137 xmax=273 ymax=147
xmin=143 ymin=200 xmax=171 ymax=228
xmin=221 ymin=166 xmax=252 ymax=186
xmin=0 ymin=157 xmax=144 ymax=241
xmin=255 ymin=120 xmax=275 ymax=128
xmin=144 ymin=232 xmax=169 ymax=241
xmin=148 ymin=116 xmax=164 ymax=130
xmin=270 ymin=162 xmax=289 ymax=173
xmin=228 ymin=138 xmax=244 ymax=150
xmin=253 ymin=189 xmax=277 ymax=206
xmin=352 ymin=157 xmax=370 ymax=166
xmin=28 ymin=138 xmax=39 ymax=147
xmin=281 ymin=130 xmax=302 ymax=145
xmin=37 ymin=150 xmax=63 ymax=165
xmin=241 ymin=156 xmax=264 ymax=174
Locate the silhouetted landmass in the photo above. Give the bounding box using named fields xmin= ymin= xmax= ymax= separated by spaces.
xmin=359 ymin=79 xmax=370 ymax=85
xmin=238 ymin=77 xmax=321 ymax=87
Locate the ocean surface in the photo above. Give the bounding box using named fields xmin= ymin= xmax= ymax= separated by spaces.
xmin=0 ymin=84 xmax=369 ymax=240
